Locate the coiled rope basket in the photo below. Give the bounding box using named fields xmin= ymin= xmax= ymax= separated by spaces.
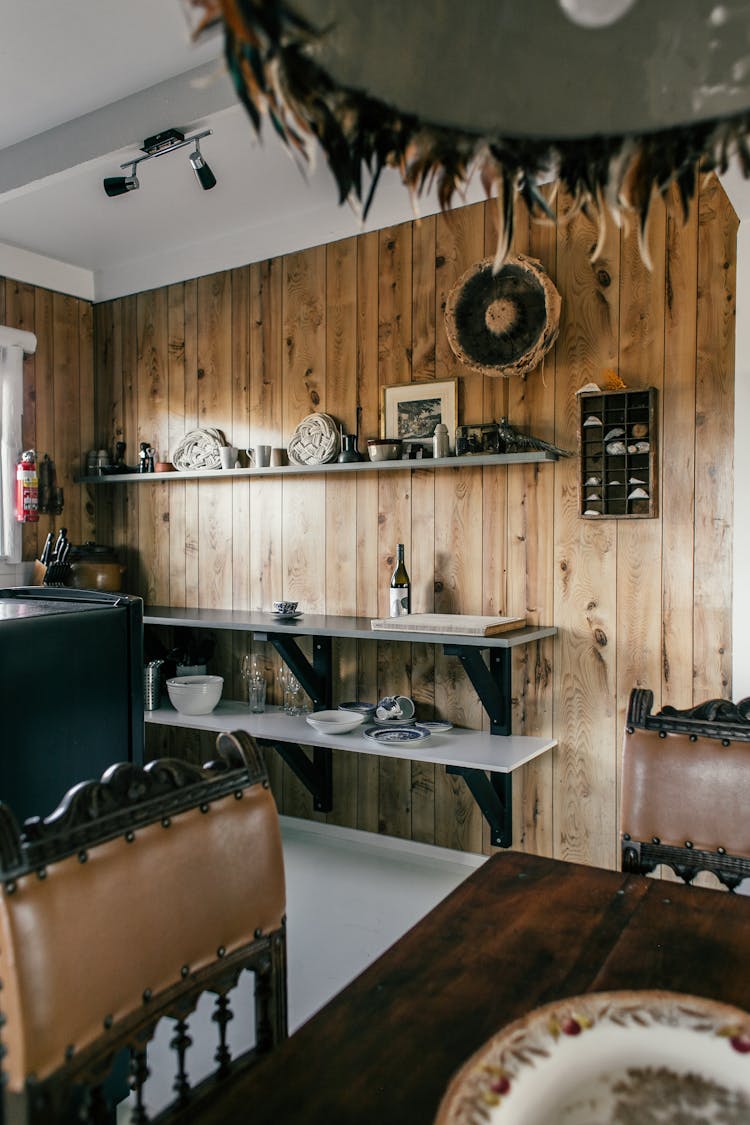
xmin=287 ymin=413 xmax=340 ymax=465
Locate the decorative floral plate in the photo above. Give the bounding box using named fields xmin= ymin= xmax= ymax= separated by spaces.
xmin=434 ymin=991 xmax=750 ymax=1125
xmin=416 ymin=720 xmax=453 ymax=733
xmin=363 ymin=725 xmax=431 ymax=745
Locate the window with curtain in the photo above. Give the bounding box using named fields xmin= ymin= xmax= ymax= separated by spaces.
xmin=0 ymin=327 xmax=37 ymax=563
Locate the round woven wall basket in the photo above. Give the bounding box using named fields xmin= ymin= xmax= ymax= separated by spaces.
xmin=172 ymin=427 xmax=226 ymax=470
xmin=445 ymin=254 xmax=561 ymax=379
xmin=287 ymin=413 xmax=341 ymax=465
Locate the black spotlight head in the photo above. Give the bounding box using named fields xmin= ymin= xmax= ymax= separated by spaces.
xmin=103 ymin=174 xmax=139 ymax=198
xmin=189 ymin=150 xmax=216 ymax=191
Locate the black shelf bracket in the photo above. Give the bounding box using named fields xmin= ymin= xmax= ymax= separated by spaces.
xmin=263 ymin=741 xmax=333 ymax=812
xmin=443 ymin=644 xmax=511 ymax=735
xmin=256 ymin=632 xmax=333 ymax=710
xmin=446 ymin=767 xmax=512 ymax=848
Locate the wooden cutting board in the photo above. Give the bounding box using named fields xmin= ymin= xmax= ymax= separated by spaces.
xmin=370 ymin=613 xmax=526 ymax=636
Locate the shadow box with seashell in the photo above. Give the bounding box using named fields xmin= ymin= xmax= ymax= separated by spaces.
xmin=578 ymin=387 xmax=657 ymax=519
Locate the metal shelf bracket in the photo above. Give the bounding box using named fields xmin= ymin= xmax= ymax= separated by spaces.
xmin=442 ymin=644 xmax=511 ymax=735
xmin=446 ymin=767 xmax=512 ymax=847
xmin=264 ymin=741 xmax=333 ymax=812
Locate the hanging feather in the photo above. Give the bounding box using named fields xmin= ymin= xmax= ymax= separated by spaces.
xmin=189 ymin=0 xmax=750 ymax=270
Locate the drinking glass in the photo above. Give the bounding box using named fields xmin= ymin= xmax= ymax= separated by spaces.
xmin=248 ymin=675 xmax=267 ymax=713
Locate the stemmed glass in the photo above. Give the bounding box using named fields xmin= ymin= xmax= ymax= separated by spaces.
xmin=277 ymin=666 xmax=308 ymax=715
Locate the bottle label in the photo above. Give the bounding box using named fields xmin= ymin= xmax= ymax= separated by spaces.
xmin=390 ymin=588 xmax=410 ymax=617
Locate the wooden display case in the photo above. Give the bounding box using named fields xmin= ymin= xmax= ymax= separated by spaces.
xmin=579 ymin=387 xmax=657 ymax=519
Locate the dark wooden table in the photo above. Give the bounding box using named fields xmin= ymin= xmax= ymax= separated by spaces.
xmin=189 ymin=851 xmax=750 ymax=1124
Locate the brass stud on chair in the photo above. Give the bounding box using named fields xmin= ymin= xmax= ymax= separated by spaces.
xmin=4 ymin=880 xmax=16 ymax=895
xmin=142 ymin=988 xmax=152 ymax=1003
xmin=652 ymin=837 xmax=661 ymax=845
xmin=658 ymin=730 xmax=667 ymax=739
xmin=181 ymin=965 xmax=190 ymax=979
xmin=217 ymin=945 xmax=226 ymax=958
xmin=77 ymin=849 xmax=88 ymax=863
xmin=64 ymin=1044 xmax=75 ymax=1062
xmin=200 ymin=803 xmax=210 ymax=813
xmin=718 ymin=846 xmax=727 ymax=855
xmin=685 ymin=840 xmax=693 ymax=849
xmin=689 ymin=734 xmax=698 ymax=742
xmin=103 ymin=1015 xmax=113 ymax=1030
xmin=36 ymin=867 xmax=47 ymax=880
xmin=161 ymin=817 xmax=171 ymax=828
xmin=125 ymin=831 xmax=135 ymax=843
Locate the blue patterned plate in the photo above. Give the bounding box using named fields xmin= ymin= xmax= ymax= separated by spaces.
xmin=363 ymin=724 xmax=431 ymax=745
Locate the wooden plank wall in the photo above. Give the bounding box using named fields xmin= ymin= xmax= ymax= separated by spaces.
xmin=85 ymin=175 xmax=737 ymax=864
xmin=0 ymin=279 xmax=95 ymax=559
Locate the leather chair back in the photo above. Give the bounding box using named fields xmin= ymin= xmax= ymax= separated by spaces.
xmin=621 ymin=689 xmax=750 ymax=890
xmin=0 ymin=730 xmax=287 ymax=1123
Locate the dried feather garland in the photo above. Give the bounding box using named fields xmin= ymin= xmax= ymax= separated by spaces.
xmin=186 ymin=0 xmax=750 ymax=267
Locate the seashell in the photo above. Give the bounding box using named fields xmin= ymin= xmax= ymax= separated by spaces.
xmin=576 ymin=383 xmax=602 ymax=395
xmin=586 ymin=494 xmax=600 ymax=501
xmin=604 ymin=427 xmax=625 ymax=440
xmin=585 ymin=476 xmax=600 ymax=486
xmin=583 ymin=508 xmax=600 ymax=516
xmin=606 ymin=441 xmax=626 ymax=455
xmin=631 ymin=423 xmax=649 ymax=439
xmin=628 ymin=487 xmax=649 ymax=499
xmin=627 ymin=441 xmax=650 ymax=453
xmin=629 ymin=476 xmax=646 ymax=484
xmin=583 ymin=416 xmax=603 ymax=427
xmin=607 ymin=478 xmax=623 ymax=486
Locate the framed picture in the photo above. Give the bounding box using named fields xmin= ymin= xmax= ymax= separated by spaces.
xmin=381 ymin=378 xmax=458 ymax=449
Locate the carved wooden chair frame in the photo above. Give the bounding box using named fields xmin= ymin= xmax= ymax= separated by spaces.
xmin=621 ymin=688 xmax=750 ymax=892
xmin=0 ymin=730 xmax=287 ymax=1124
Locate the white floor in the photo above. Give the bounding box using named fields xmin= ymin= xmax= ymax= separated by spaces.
xmin=119 ymin=817 xmax=485 ymax=1118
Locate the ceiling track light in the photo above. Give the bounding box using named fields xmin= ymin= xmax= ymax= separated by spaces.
xmin=102 ymin=128 xmax=216 ymax=197
xmin=189 ymin=139 xmax=217 ymax=191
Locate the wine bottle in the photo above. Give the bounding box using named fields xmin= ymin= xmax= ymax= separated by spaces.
xmin=390 ymin=543 xmax=411 ymax=616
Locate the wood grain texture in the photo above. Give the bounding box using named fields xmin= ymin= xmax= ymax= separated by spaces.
xmin=694 ymin=174 xmax=736 ymax=703
xmin=33 ymin=179 xmax=730 ymax=866
xmin=553 ymin=198 xmax=620 ymax=868
xmin=662 ymin=184 xmax=699 ymax=709
xmin=615 ymin=194 xmax=666 ymax=809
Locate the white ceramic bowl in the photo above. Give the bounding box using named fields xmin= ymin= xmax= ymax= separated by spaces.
xmin=367 ymin=439 xmax=403 ymax=462
xmin=166 ymin=674 xmax=223 ymax=715
xmin=305 ymin=710 xmax=365 ymax=735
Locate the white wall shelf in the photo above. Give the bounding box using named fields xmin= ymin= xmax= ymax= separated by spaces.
xmin=146 ymin=702 xmax=556 ymax=776
xmin=80 ymin=450 xmax=558 ymax=484
xmin=145 ymin=610 xmax=558 ymax=847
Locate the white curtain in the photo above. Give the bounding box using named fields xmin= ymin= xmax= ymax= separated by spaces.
xmin=0 ymin=326 xmax=37 ymax=563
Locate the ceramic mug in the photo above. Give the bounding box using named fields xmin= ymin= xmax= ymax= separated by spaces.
xmin=219 ymin=445 xmax=237 ymax=469
xmin=256 ymin=444 xmax=271 ymax=467
xmin=270 ymin=448 xmax=287 ymax=467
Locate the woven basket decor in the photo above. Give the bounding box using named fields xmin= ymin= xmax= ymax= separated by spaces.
xmin=172 ymin=428 xmax=226 ymax=471
xmin=445 ymin=254 xmax=561 ymax=379
xmin=287 ymin=413 xmax=340 ymax=465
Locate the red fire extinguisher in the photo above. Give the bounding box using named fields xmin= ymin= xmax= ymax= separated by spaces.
xmin=16 ymin=450 xmax=39 ymax=523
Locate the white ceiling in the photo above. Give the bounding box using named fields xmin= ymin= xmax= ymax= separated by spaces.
xmin=0 ymin=1 xmax=746 ymax=303
xmin=0 ymin=0 xmax=451 ymax=302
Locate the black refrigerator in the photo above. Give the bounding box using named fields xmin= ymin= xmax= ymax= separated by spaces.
xmin=0 ymin=586 xmax=144 ymax=824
